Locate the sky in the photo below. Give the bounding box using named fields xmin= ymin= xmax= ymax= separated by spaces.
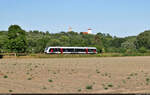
xmin=0 ymin=0 xmax=150 ymax=37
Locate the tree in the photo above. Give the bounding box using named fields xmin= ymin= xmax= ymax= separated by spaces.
xmin=111 ymin=38 xmax=126 ymax=48
xmin=34 ymin=37 xmax=49 ymax=53
xmin=46 ymin=39 xmax=62 ymax=46
xmin=135 ymin=30 xmax=150 ymax=49
xmin=59 ymin=36 xmax=69 ymax=46
xmin=138 ymin=47 xmax=147 ymax=53
xmin=121 ymin=40 xmax=136 ymax=50
xmin=7 ymin=25 xmax=27 ymax=53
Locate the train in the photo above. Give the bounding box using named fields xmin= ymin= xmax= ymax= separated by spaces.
xmin=44 ymin=46 xmax=97 ymax=54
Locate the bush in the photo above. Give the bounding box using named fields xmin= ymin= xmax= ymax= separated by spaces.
xmin=138 ymin=47 xmax=147 ymax=53
xmin=85 ymin=85 xmax=93 ymax=90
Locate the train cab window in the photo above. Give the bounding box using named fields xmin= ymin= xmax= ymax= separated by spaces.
xmin=49 ymin=48 xmax=54 ymax=52
xmin=49 ymin=48 xmax=60 ymax=52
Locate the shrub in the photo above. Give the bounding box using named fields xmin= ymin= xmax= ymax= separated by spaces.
xmin=27 ymin=78 xmax=32 ymax=80
xmin=86 ymin=85 xmax=93 ymax=90
xmin=9 ymin=89 xmax=13 ymax=92
xmin=48 ymin=79 xmax=53 ymax=82
xmin=78 ymin=88 xmax=82 ymax=92
xmin=43 ymin=86 xmax=47 ymax=90
xmin=146 ymin=78 xmax=150 ymax=82
xmin=138 ymin=47 xmax=147 ymax=53
xmin=4 ymin=75 xmax=8 ymax=78
xmin=104 ymin=87 xmax=108 ymax=90
xmin=108 ymin=83 xmax=113 ymax=87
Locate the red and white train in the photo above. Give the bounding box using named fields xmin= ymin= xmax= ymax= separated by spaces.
xmin=44 ymin=47 xmax=97 ymax=54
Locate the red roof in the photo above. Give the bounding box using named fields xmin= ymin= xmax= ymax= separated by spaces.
xmin=82 ymin=32 xmax=88 ymax=34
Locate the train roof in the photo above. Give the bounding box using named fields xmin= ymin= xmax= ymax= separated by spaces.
xmin=46 ymin=46 xmax=96 ymax=49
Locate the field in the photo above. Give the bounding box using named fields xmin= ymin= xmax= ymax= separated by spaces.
xmin=0 ymin=56 xmax=150 ymax=93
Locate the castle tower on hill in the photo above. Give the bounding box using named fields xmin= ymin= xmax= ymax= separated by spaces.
xmin=88 ymin=28 xmax=92 ymax=34
xmin=68 ymin=26 xmax=72 ymax=32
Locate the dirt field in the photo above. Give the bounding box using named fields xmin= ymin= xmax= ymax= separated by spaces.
xmin=0 ymin=56 xmax=150 ymax=93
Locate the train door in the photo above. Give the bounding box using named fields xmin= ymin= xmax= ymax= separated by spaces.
xmin=86 ymin=48 xmax=88 ymax=54
xmin=60 ymin=48 xmax=63 ymax=54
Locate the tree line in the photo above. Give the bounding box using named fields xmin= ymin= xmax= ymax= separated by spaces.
xmin=0 ymin=25 xmax=150 ymax=54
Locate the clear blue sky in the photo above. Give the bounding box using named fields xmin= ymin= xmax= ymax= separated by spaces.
xmin=1 ymin=0 xmax=150 ymax=37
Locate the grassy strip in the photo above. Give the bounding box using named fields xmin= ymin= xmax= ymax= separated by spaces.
xmin=2 ymin=52 xmax=150 ymax=58
xmin=28 ymin=53 xmax=150 ymax=58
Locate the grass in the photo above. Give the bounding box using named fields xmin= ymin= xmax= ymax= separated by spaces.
xmin=27 ymin=77 xmax=32 ymax=80
xmin=43 ymin=86 xmax=47 ymax=90
xmin=127 ymin=77 xmax=131 ymax=79
xmin=130 ymin=73 xmax=134 ymax=76
xmin=122 ymin=80 xmax=126 ymax=84
xmin=9 ymin=89 xmax=13 ymax=92
xmin=129 ymin=73 xmax=138 ymax=76
xmin=96 ymin=69 xmax=100 ymax=73
xmin=104 ymin=72 xmax=108 ymax=76
xmin=102 ymin=83 xmax=113 ymax=90
xmin=77 ymin=88 xmax=82 ymax=92
xmin=146 ymin=78 xmax=150 ymax=83
xmin=85 ymin=85 xmax=93 ymax=90
xmin=102 ymin=84 xmax=108 ymax=90
xmin=48 ymin=79 xmax=53 ymax=82
xmin=93 ymin=82 xmax=95 ymax=85
xmin=4 ymin=52 xmax=150 ymax=58
xmin=134 ymin=73 xmax=138 ymax=76
xmin=4 ymin=75 xmax=8 ymax=78
xmin=107 ymin=83 xmax=113 ymax=87
xmin=104 ymin=87 xmax=108 ymax=90
xmin=35 ymin=65 xmax=38 ymax=68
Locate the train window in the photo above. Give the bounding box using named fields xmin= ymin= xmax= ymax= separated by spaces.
xmin=57 ymin=48 xmax=60 ymax=52
xmin=88 ymin=49 xmax=96 ymax=52
xmin=54 ymin=48 xmax=60 ymax=52
xmin=67 ymin=49 xmax=74 ymax=52
xmin=75 ymin=49 xmax=85 ymax=52
xmin=63 ymin=49 xmax=68 ymax=52
xmin=88 ymin=49 xmax=93 ymax=52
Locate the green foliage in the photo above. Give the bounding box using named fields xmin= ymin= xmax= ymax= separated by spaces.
xmin=138 ymin=47 xmax=147 ymax=53
xmin=9 ymin=89 xmax=13 ymax=92
xmin=7 ymin=25 xmax=27 ymax=53
xmin=85 ymin=85 xmax=93 ymax=90
xmin=48 ymin=79 xmax=53 ymax=82
xmin=77 ymin=88 xmax=82 ymax=92
xmin=135 ymin=30 xmax=150 ymax=49
xmin=27 ymin=77 xmax=32 ymax=80
xmin=3 ymin=75 xmax=8 ymax=78
xmin=107 ymin=83 xmax=113 ymax=87
xmin=111 ymin=37 xmax=126 ymax=48
xmin=1 ymin=25 xmax=150 ymax=54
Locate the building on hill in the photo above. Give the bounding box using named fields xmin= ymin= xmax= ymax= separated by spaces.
xmin=68 ymin=26 xmax=72 ymax=32
xmin=87 ymin=28 xmax=92 ymax=34
xmin=81 ymin=28 xmax=92 ymax=34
